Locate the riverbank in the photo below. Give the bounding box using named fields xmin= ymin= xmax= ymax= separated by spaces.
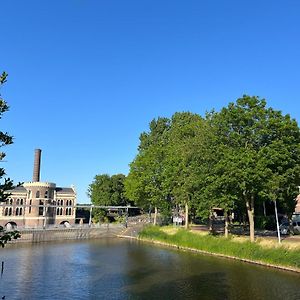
xmin=138 ymin=226 xmax=300 ymax=273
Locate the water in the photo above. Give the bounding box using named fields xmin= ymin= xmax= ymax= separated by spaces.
xmin=0 ymin=239 xmax=299 ymax=299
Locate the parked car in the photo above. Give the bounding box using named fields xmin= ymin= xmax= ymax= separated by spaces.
xmin=279 ymin=222 xmax=290 ymax=235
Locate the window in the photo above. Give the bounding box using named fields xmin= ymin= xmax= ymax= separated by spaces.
xmin=39 ymin=200 xmax=44 ymax=216
xmin=19 ymin=207 xmax=23 ymax=215
xmin=4 ymin=208 xmax=8 ymax=216
xmin=16 ymin=199 xmax=20 ymax=205
xmin=29 ymin=200 xmax=32 ymax=213
xmin=20 ymin=199 xmax=24 ymax=205
xmin=16 ymin=207 xmax=19 ymax=215
xmin=45 ymin=191 xmax=48 ymax=198
xmin=8 ymin=208 xmax=12 ymax=216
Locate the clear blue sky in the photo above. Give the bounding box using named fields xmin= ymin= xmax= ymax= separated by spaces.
xmin=1 ymin=1 xmax=300 ymax=203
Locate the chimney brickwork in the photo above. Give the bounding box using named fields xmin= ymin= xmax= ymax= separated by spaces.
xmin=33 ymin=149 xmax=42 ymax=182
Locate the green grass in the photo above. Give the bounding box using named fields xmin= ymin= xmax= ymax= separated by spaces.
xmin=139 ymin=226 xmax=300 ymax=270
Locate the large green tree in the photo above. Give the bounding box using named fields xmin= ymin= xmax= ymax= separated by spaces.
xmin=208 ymin=95 xmax=300 ymax=241
xmin=125 ymin=117 xmax=170 ymax=224
xmin=88 ymin=173 xmax=129 ymax=206
xmin=163 ymin=112 xmax=208 ymax=229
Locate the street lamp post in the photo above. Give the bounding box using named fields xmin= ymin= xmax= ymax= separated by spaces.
xmin=88 ymin=205 xmax=94 ymax=227
xmin=274 ymin=200 xmax=281 ymax=244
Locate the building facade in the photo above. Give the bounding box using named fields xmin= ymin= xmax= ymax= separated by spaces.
xmin=295 ymin=195 xmax=300 ymax=214
xmin=0 ymin=149 xmax=76 ymax=229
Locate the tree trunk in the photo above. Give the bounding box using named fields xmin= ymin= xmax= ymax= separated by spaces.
xmin=185 ymin=202 xmax=189 ymax=229
xmin=246 ymin=195 xmax=255 ymax=242
xmin=153 ymin=206 xmax=158 ymax=225
xmin=209 ymin=210 xmax=215 ymax=234
xmin=224 ymin=211 xmax=229 ymax=238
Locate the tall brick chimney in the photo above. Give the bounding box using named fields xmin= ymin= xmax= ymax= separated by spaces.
xmin=33 ymin=149 xmax=42 ymax=182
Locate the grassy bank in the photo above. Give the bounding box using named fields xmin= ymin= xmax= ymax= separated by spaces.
xmin=139 ymin=226 xmax=300 ymax=271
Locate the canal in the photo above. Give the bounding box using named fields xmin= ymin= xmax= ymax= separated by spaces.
xmin=0 ymin=238 xmax=299 ymax=299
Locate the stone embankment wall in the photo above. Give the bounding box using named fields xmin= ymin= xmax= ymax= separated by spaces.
xmin=11 ymin=224 xmax=125 ymax=244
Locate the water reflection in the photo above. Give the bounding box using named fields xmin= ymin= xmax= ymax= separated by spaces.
xmin=0 ymin=239 xmax=299 ymax=299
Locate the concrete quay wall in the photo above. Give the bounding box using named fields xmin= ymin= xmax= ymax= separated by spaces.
xmin=11 ymin=224 xmax=125 ymax=244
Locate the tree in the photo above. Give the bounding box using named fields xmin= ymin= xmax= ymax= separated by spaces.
xmin=88 ymin=174 xmax=112 ymax=206
xmin=164 ymin=112 xmax=209 ymax=229
xmin=0 ymin=72 xmax=20 ymax=246
xmin=208 ymin=95 xmax=300 ymax=241
xmin=125 ymin=117 xmax=171 ymax=224
xmin=88 ymin=173 xmax=129 ymax=206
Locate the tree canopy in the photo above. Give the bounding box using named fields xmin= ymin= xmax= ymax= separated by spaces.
xmin=88 ymin=173 xmax=130 ymax=207
xmin=0 ymin=72 xmax=20 ymax=247
xmin=124 ymin=95 xmax=300 ymax=241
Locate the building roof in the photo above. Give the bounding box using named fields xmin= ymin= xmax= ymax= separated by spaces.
xmin=7 ymin=186 xmax=27 ymax=193
xmin=6 ymin=185 xmax=75 ymax=195
xmin=55 ymin=187 xmax=75 ymax=195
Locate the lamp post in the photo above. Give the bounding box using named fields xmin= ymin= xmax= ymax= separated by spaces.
xmin=88 ymin=205 xmax=94 ymax=227
xmin=274 ymin=200 xmax=281 ymax=244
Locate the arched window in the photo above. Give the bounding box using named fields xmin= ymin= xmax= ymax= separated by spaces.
xmin=16 ymin=207 xmax=19 ymax=216
xmin=45 ymin=191 xmax=48 ymax=198
xmin=4 ymin=208 xmax=8 ymax=216
xmin=69 ymin=200 xmax=72 ymax=206
xmin=20 ymin=199 xmax=24 ymax=205
xmin=36 ymin=191 xmax=40 ymax=198
xmin=56 ymin=207 xmax=59 ymax=215
xmin=9 ymin=208 xmax=12 ymax=216
xmin=16 ymin=199 xmax=20 ymax=205
xmin=39 ymin=200 xmax=44 ymax=216
xmin=9 ymin=199 xmax=13 ymax=205
xmin=60 ymin=208 xmax=63 ymax=215
xmin=29 ymin=200 xmax=32 ymax=213
xmin=19 ymin=207 xmax=23 ymax=215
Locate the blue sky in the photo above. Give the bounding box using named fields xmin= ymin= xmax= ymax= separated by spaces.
xmin=1 ymin=0 xmax=300 ymax=203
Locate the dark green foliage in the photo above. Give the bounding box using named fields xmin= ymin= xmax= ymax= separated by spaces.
xmin=126 ymin=95 xmax=300 ymax=240
xmin=0 ymin=226 xmax=20 ymax=247
xmin=88 ymin=173 xmax=130 ymax=206
xmin=0 ymin=72 xmax=20 ymax=246
xmin=0 ymin=72 xmax=13 ymax=202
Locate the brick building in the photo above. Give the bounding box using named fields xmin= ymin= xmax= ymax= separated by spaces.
xmin=0 ymin=149 xmax=76 ymax=229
